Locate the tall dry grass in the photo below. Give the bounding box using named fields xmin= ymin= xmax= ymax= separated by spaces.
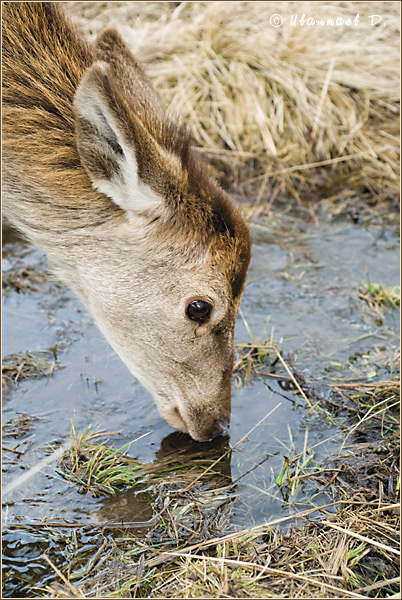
xmin=65 ymin=1 xmax=400 ymax=202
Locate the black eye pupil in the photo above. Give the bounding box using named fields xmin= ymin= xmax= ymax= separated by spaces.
xmin=186 ymin=300 xmax=212 ymax=323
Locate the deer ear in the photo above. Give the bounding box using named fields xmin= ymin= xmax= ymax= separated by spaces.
xmin=73 ymin=61 xmax=162 ymax=216
xmin=94 ymin=29 xmax=164 ymax=118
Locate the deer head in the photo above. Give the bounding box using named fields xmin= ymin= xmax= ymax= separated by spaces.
xmin=2 ymin=3 xmax=251 ymax=443
xmin=71 ymin=30 xmax=251 ymax=441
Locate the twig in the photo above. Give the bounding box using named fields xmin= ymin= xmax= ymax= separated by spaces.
xmin=357 ymin=577 xmax=400 ymax=593
xmin=340 ymin=395 xmax=397 ymax=450
xmin=42 ymin=554 xmax=85 ymax=598
xmin=329 ymin=380 xmax=399 ymax=389
xmin=2 ymin=445 xmax=24 ymax=457
xmin=372 ymin=503 xmax=400 ymax=513
xmin=258 ymin=371 xmax=292 ymax=380
xmin=4 ymin=518 xmax=157 ymax=530
xmin=272 ymin=347 xmax=315 ymax=410
xmin=311 ymin=57 xmax=336 ymax=140
xmin=237 ymin=341 xmax=315 ymax=410
xmin=244 ymin=148 xmax=388 ymax=183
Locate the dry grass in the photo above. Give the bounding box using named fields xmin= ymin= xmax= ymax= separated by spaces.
xmin=143 ymin=504 xmax=399 ymax=599
xmin=45 ymin=354 xmax=399 ymax=598
xmin=64 ymin=1 xmax=400 ymax=204
xmin=234 ymin=331 xmax=277 ymax=385
xmin=326 ymin=346 xmax=400 ymax=421
xmin=358 ymin=278 xmax=400 ymax=325
xmin=2 ymin=348 xmax=61 ymax=388
xmin=2 ymin=263 xmax=48 ymax=295
xmin=47 ymin=343 xmax=399 ymax=598
xmin=11 ymin=381 xmax=398 ymax=599
xmin=2 ymin=412 xmax=40 ymax=439
xmin=39 ymin=500 xmax=399 ymax=598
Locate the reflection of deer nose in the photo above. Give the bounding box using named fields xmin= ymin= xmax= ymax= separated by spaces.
xmin=211 ymin=416 xmax=229 ymax=438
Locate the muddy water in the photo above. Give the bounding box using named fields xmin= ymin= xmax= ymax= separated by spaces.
xmin=2 ymin=206 xmax=399 ymax=595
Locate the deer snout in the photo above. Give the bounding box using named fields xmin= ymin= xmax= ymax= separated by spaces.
xmin=211 ymin=416 xmax=230 ymax=438
xmin=187 ymin=411 xmax=231 ymax=443
xmin=154 ymin=365 xmax=233 ymax=441
xmin=158 ymin=398 xmax=230 ymax=442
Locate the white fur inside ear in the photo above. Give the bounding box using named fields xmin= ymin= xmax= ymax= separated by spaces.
xmin=74 ymin=62 xmax=163 ymax=216
xmin=94 ymin=143 xmax=162 ymax=215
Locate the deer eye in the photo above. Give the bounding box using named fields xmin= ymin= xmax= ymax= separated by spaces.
xmin=186 ymin=299 xmax=213 ymax=323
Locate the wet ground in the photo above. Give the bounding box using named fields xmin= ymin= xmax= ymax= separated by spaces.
xmin=2 ymin=204 xmax=399 ymax=596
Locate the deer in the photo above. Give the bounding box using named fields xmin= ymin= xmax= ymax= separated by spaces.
xmin=2 ymin=2 xmax=251 ymax=442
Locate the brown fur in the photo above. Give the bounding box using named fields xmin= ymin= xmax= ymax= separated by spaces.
xmin=3 ymin=4 xmax=92 ymax=191
xmin=2 ymin=2 xmax=251 ymax=441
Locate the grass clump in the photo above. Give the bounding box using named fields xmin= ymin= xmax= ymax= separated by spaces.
xmin=58 ymin=426 xmax=146 ymax=497
xmin=234 ymin=325 xmax=277 ymax=384
xmin=234 ymin=315 xmax=281 ymax=385
xmin=11 ymin=395 xmax=400 ymax=598
xmin=2 ymin=348 xmax=60 ymax=388
xmin=233 ymin=315 xmax=317 ymax=412
xmin=360 ymin=282 xmax=400 ymax=309
xmin=329 ymin=376 xmax=400 ymax=446
xmin=2 ymin=412 xmax=40 ymax=439
xmin=2 ymin=264 xmax=48 ymax=295
xmin=358 ymin=276 xmax=400 ymax=325
xmin=326 ymin=346 xmax=400 ymax=439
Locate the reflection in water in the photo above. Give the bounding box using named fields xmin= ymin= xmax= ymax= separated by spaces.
xmin=95 ymin=431 xmax=233 ymax=529
xmin=97 ymin=489 xmax=155 ymax=530
xmin=156 ymin=431 xmax=232 ymax=480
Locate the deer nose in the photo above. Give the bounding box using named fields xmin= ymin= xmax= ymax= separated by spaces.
xmin=211 ymin=417 xmax=229 ymax=438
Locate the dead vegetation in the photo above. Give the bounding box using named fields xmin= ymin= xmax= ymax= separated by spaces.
xmin=5 ymin=391 xmax=399 ymax=598
xmin=38 ymin=343 xmax=399 ymax=598
xmin=358 ymin=276 xmax=400 ymax=326
xmin=140 ymin=504 xmax=399 ymax=599
xmin=2 ymin=412 xmax=41 ymax=464
xmin=3 ymin=315 xmax=399 ymax=599
xmin=329 ymin=376 xmax=399 ymax=437
xmin=325 ymin=346 xmax=400 ymax=439
xmin=35 ymin=498 xmax=399 ymax=599
xmin=2 ymin=264 xmax=49 ymax=295
xmin=2 ymin=348 xmax=61 ymax=389
xmin=64 ymin=1 xmax=400 ymax=207
xmin=2 ymin=412 xmax=40 ymax=439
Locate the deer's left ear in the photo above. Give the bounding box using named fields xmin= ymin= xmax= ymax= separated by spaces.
xmin=73 ymin=61 xmax=163 ymax=217
xmin=93 ymin=28 xmax=164 ymax=119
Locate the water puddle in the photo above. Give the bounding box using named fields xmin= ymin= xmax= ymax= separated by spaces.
xmin=2 ymin=206 xmax=399 ymax=595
